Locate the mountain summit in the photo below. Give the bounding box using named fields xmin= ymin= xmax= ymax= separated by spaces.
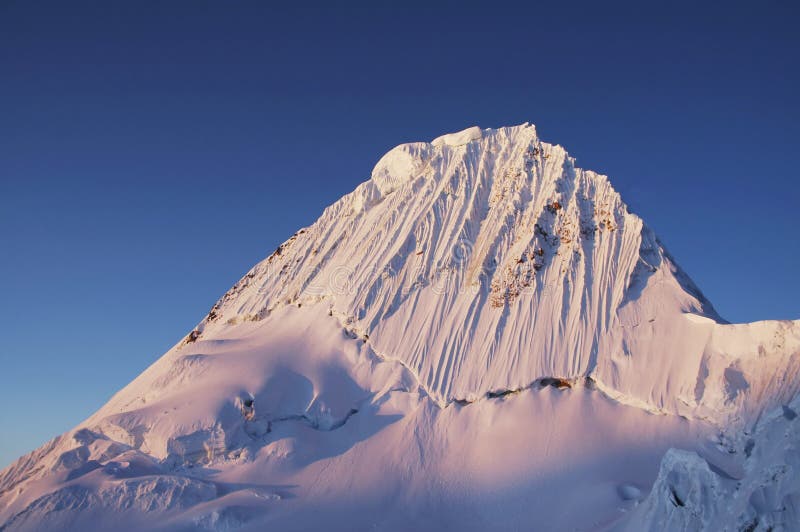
xmin=2 ymin=124 xmax=799 ymax=531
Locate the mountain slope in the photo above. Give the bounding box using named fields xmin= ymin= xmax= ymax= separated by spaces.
xmin=1 ymin=124 xmax=798 ymax=531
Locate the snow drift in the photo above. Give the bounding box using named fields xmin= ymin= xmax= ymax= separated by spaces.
xmin=1 ymin=124 xmax=798 ymax=531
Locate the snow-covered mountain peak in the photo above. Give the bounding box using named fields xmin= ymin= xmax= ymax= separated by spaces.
xmin=371 ymin=123 xmax=533 ymax=195
xmin=189 ymin=122 xmax=735 ymax=409
xmin=2 ymin=123 xmax=799 ymax=532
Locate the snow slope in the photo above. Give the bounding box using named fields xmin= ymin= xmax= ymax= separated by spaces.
xmin=1 ymin=124 xmax=798 ymax=531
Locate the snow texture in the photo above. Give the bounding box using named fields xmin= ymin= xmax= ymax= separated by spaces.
xmin=1 ymin=123 xmax=798 ymax=531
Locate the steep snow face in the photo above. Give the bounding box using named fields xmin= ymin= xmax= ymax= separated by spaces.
xmin=200 ymin=123 xmax=685 ymax=405
xmin=1 ymin=123 xmax=799 ymax=532
xmin=179 ymin=123 xmax=796 ymax=420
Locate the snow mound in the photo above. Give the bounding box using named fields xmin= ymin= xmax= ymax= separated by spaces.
xmin=370 ymin=142 xmax=429 ymax=195
xmin=430 ymin=125 xmax=483 ymax=147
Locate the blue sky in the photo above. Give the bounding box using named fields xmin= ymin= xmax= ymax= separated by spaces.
xmin=1 ymin=1 xmax=798 ymax=467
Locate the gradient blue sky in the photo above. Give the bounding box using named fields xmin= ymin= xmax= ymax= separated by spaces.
xmin=1 ymin=1 xmax=798 ymax=467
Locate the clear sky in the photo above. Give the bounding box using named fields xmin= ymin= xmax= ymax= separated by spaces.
xmin=1 ymin=1 xmax=798 ymax=468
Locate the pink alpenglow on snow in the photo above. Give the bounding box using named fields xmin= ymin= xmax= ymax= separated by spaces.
xmin=2 ymin=124 xmax=799 ymax=531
